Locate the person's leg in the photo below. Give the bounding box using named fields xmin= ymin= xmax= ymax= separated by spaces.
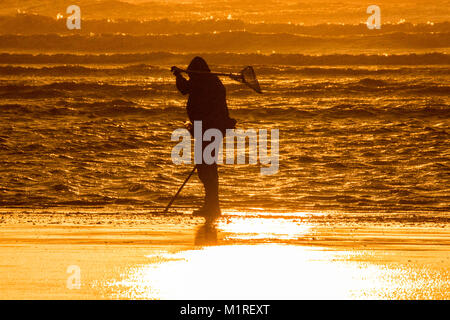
xmin=196 ymin=163 xmax=220 ymax=215
xmin=204 ymin=163 xmax=219 ymax=210
xmin=194 ymin=135 xmax=221 ymax=217
xmin=192 ymin=135 xmax=221 ymax=218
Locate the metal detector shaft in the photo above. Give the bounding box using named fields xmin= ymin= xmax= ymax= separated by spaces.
xmin=163 ymin=165 xmax=197 ymax=213
xmin=172 ymin=66 xmax=262 ymax=93
xmin=177 ymin=68 xmax=242 ymax=80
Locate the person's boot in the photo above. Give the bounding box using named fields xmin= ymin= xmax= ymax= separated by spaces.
xmin=193 ymin=163 xmax=221 ymax=220
xmin=192 ymin=193 xmax=221 ymax=220
xmin=192 ymin=205 xmax=209 ymax=217
xmin=192 ymin=202 xmax=221 ymax=218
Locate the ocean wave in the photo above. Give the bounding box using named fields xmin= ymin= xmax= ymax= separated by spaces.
xmin=0 ymin=78 xmax=448 ymax=100
xmin=0 ymin=100 xmax=185 ymax=118
xmin=0 ymin=31 xmax=448 ymax=53
xmin=0 ymin=81 xmax=173 ymax=99
xmin=231 ymin=104 xmax=450 ymax=119
xmin=0 ymin=64 xmax=166 ymax=76
xmin=1 ymin=100 xmax=448 ymax=119
xmin=1 ymin=14 xmax=450 ymax=36
xmin=1 ymin=52 xmax=449 ymax=66
xmin=1 ymin=64 xmax=449 ymax=77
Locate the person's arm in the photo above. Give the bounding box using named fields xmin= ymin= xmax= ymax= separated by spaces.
xmin=171 ymin=66 xmax=190 ymax=95
xmin=176 ymin=74 xmax=190 ymax=95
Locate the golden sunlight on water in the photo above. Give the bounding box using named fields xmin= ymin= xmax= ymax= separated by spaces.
xmin=102 ymin=215 xmax=448 ymax=300
xmin=107 ymin=244 xmax=440 ymax=300
xmin=217 ymin=217 xmax=312 ymax=240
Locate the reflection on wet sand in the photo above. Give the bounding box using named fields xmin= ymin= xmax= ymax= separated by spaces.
xmin=194 ymin=223 xmax=218 ymax=246
xmin=106 ymin=214 xmax=449 ymax=300
xmin=0 ymin=210 xmax=447 ymax=299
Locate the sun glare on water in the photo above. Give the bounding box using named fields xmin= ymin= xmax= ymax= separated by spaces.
xmin=107 ymin=244 xmax=417 ymax=299
xmin=102 ymin=214 xmax=447 ymax=300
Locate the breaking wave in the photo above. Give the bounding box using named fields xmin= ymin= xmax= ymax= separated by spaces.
xmin=0 ymin=32 xmax=449 ymax=53
xmin=1 ymin=52 xmax=450 ymax=66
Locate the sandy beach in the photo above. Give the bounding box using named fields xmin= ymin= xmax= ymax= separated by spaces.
xmin=0 ymin=0 xmax=449 ymax=304
xmin=0 ymin=209 xmax=448 ymax=300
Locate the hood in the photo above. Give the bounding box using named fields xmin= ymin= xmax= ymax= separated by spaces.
xmin=187 ymin=56 xmax=211 ymax=73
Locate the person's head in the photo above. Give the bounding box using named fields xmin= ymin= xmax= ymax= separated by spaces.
xmin=187 ymin=56 xmax=210 ymax=80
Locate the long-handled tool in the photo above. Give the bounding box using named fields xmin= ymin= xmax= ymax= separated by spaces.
xmin=175 ymin=66 xmax=262 ymax=94
xmin=163 ymin=165 xmax=197 ymax=213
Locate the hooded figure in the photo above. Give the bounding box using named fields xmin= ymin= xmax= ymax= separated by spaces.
xmin=172 ymin=57 xmax=235 ymax=220
xmin=175 ymin=57 xmax=233 ymax=132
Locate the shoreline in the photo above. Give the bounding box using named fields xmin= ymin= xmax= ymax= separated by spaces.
xmin=0 ymin=211 xmax=449 ymax=299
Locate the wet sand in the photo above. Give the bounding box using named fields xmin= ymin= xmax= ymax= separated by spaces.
xmin=0 ymin=210 xmax=448 ymax=299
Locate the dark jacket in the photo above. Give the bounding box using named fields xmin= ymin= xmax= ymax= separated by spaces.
xmin=176 ymin=57 xmax=235 ymax=133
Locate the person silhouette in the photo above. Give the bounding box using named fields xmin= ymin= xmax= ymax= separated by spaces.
xmin=171 ymin=57 xmax=236 ymax=221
